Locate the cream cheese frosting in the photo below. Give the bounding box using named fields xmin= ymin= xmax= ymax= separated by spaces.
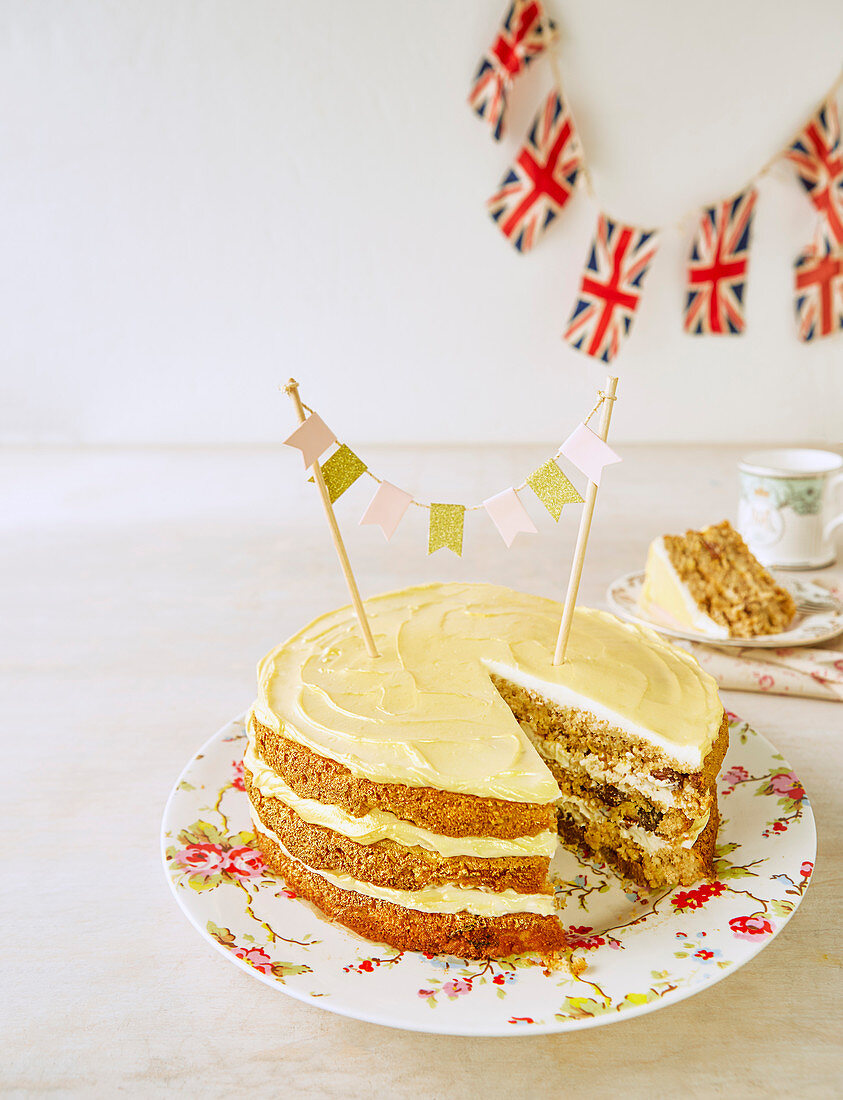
xmin=244 ymin=741 xmax=558 ymax=858
xmin=639 ymin=538 xmax=730 ymax=640
xmin=250 ymin=808 xmax=557 ymax=917
xmin=252 ymin=582 xmax=723 ymax=802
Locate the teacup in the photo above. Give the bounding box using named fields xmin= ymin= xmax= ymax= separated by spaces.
xmin=737 ymin=448 xmax=843 ymax=569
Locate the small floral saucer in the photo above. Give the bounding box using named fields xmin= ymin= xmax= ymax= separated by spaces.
xmin=607 ymin=571 xmax=843 ymax=648
xmin=161 ymin=714 xmax=816 ymax=1036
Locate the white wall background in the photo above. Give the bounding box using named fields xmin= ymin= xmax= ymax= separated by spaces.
xmin=1 ymin=0 xmax=842 ymax=445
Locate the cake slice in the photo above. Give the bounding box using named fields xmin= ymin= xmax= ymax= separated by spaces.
xmin=245 ymin=582 xmax=726 ymax=960
xmin=490 ymin=675 xmax=727 ymax=890
xmin=640 ymin=519 xmax=796 ymax=638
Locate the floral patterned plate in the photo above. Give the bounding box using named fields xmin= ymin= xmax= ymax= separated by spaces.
xmin=607 ymin=571 xmax=843 ymax=648
xmin=161 ymin=713 xmax=815 ymax=1036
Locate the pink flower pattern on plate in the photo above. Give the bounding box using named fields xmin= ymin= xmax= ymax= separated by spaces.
xmin=729 ymin=915 xmax=774 ymax=940
xmin=173 ymin=843 xmax=226 ymax=875
xmin=721 ymin=765 xmax=749 ymax=794
xmin=442 ymin=978 xmax=473 ymax=997
xmin=767 ymin=772 xmax=805 ymax=801
xmin=233 ymin=945 xmax=274 ymax=974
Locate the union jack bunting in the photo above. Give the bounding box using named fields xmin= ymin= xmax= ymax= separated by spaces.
xmin=467 ymin=1 xmax=556 ymax=141
xmin=487 ymin=91 xmax=581 ymax=253
xmin=684 ymin=188 xmax=757 ymax=335
xmin=786 ymin=99 xmax=843 ymax=248
xmin=794 ymin=242 xmax=843 ymax=342
xmin=563 ymin=215 xmax=659 ymax=363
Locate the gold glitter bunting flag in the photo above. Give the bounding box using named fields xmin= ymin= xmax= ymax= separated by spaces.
xmin=309 ymin=444 xmax=368 ymax=504
xmin=526 ymin=460 xmax=584 ymax=521
xmin=428 ymin=503 xmax=465 ymax=556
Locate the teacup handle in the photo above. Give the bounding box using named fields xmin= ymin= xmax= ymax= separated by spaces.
xmin=824 ymin=471 xmax=843 ymax=540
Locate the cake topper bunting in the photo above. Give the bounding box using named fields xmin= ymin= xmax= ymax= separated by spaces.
xmin=526 ymin=459 xmax=584 ymax=520
xmin=553 ymin=375 xmax=619 ymax=665
xmin=279 ymin=380 xmax=623 ymax=556
xmin=559 ymin=422 xmax=621 ymax=486
xmin=360 ymin=481 xmax=414 ymax=541
xmin=483 ymin=488 xmax=538 ymax=547
xmin=283 ymin=380 xmax=380 ymax=659
xmin=282 ymin=411 xmax=336 ymax=468
xmin=429 ymin=504 xmax=466 ymax=556
xmin=308 ymin=443 xmax=368 ymax=503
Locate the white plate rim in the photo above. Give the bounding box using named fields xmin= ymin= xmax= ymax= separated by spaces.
xmin=161 ymin=714 xmax=817 ymax=1037
xmin=606 ymin=570 xmax=843 ymax=648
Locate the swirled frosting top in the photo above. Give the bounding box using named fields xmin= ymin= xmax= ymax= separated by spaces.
xmin=252 ymin=582 xmax=723 ymax=803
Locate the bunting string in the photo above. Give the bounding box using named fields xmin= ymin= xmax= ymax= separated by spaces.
xmin=582 ymin=388 xmax=617 ymax=426
xmin=286 ymin=389 xmax=621 ymax=555
xmin=300 ymin=388 xmax=615 ymax=510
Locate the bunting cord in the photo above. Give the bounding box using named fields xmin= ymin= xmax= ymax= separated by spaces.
xmin=538 ymin=0 xmax=843 ymax=230
xmin=300 ymin=390 xmax=614 ymax=512
xmin=582 ymin=387 xmax=616 ymax=426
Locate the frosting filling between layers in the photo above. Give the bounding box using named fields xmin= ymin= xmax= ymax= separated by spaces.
xmin=250 ymin=808 xmax=558 ymax=916
xmin=253 ymin=583 xmax=723 ymax=799
xmin=557 ymin=793 xmax=711 ymax=853
xmin=531 ymin=736 xmax=680 ymax=810
xmin=244 ymin=742 xmax=557 ymax=858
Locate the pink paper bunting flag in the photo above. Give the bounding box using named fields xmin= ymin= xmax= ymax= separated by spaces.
xmin=283 ymin=412 xmax=336 ymax=469
xmin=560 ymin=422 xmax=621 ymax=486
xmin=359 ymin=481 xmax=413 ymax=541
xmin=483 ymin=488 xmax=537 ymax=547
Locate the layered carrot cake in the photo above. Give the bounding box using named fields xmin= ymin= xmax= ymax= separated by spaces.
xmin=640 ymin=519 xmax=796 ymax=638
xmin=245 ymin=582 xmax=727 ymax=959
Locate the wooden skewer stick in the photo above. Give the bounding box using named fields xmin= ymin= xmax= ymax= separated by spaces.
xmin=553 ymin=374 xmax=619 ymax=665
xmin=284 ymin=378 xmax=380 ymax=659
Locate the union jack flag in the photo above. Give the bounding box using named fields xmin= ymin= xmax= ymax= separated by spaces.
xmin=684 ymin=188 xmax=757 ymax=335
xmin=786 ymin=99 xmax=843 ymax=248
xmin=487 ymin=91 xmax=581 ymax=253
xmin=794 ymin=242 xmax=843 ymax=341
xmin=563 ymin=215 xmax=659 ymax=364
xmin=468 ymin=1 xmax=555 ymax=141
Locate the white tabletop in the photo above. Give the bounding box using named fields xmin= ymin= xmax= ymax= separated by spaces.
xmin=4 ymin=444 xmax=841 ymax=1098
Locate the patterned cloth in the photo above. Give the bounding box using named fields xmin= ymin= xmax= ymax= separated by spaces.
xmin=467 ymin=0 xmax=555 ymax=141
xmin=679 ymin=642 xmax=843 ymax=702
xmin=684 ymin=188 xmax=757 ymax=335
xmin=487 ymin=90 xmax=581 ymax=253
xmin=564 ymin=214 xmax=659 ymax=363
xmin=786 ymin=98 xmax=843 ymax=249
